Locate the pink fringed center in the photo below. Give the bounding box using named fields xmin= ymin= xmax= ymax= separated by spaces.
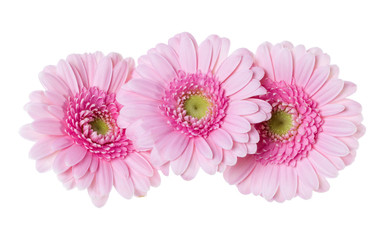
xmin=160 ymin=71 xmax=229 ymax=138
xmin=64 ymin=87 xmax=133 ymax=160
xmin=256 ymin=79 xmax=323 ymax=166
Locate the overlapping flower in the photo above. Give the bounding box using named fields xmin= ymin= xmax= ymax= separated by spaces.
xmin=224 ymin=42 xmax=365 ymax=201
xmin=21 ymin=34 xmax=364 ymax=206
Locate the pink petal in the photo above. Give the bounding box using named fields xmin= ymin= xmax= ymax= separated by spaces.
xmin=51 ymin=136 xmax=73 ymax=152
xmin=32 ymin=118 xmax=64 ymax=135
xmin=209 ymin=128 xmax=233 ymax=150
xmin=110 ymin=159 xmax=130 ymax=177
xmin=335 ymin=99 xmax=362 ymax=117
xmin=113 ymin=174 xmax=134 ymax=199
xmin=296 ymin=159 xmax=319 ymax=190
xmin=333 ymin=81 xmax=357 ymax=102
xmin=20 ymin=124 xmax=43 ymax=141
xmin=179 ymin=33 xmax=197 ymax=73
xmin=94 ymin=160 xmax=113 ymax=196
xmin=130 ymin=170 xmax=150 ymax=193
xmin=305 ymin=66 xmax=330 ymax=96
xmin=206 ymin=138 xmax=224 ymax=164
xmin=237 ymin=173 xmax=253 ymax=195
xmin=157 ymin=131 xmax=189 ymax=161
xmin=181 ymin=150 xmax=200 ymax=181
xmin=327 ymin=155 xmax=345 ymax=170
xmin=47 ymin=105 xmax=65 ymax=120
xmin=261 ymin=164 xmax=280 ymax=200
xmin=66 ymin=54 xmax=89 ymax=89
xmin=227 ymin=100 xmax=259 ymax=115
xmin=274 ymin=48 xmax=293 ymax=83
xmin=317 ymin=175 xmax=330 ymax=193
xmin=64 ymin=144 xmax=87 ymax=167
xmin=227 ymin=131 xmax=249 ymax=143
xmin=150 ymin=147 xmax=169 ymax=168
xmin=312 ymin=79 xmax=344 ymax=106
xmin=108 ymin=58 xmax=133 ymax=93
xmin=29 ymin=137 xmax=60 ymax=160
xmin=323 ymin=118 xmax=357 ymax=137
xmin=222 ymin=114 xmax=251 ymax=133
xmin=126 ymin=78 xmax=165 ymax=99
xmin=222 ymin=150 xmax=237 ymax=166
xmin=76 ymin=171 xmax=95 ymax=190
xmin=243 ymin=111 xmax=268 ymax=124
xmin=197 ymin=39 xmax=213 ymax=73
xmin=127 ymin=152 xmax=154 ymax=177
xmin=25 ymin=103 xmax=51 ymax=120
xmin=171 ymin=140 xmax=194 ymax=175
xmin=53 ymin=148 xmax=71 ymax=174
xmin=39 ymin=71 xmax=70 ymax=96
xmin=73 ymin=152 xmax=93 ymax=178
xmin=223 ymin=155 xmax=256 ymax=185
xmin=197 ymin=151 xmax=217 ymax=174
xmin=215 ymin=55 xmax=242 ymax=82
xmin=279 ymin=165 xmax=297 ymax=200
xmin=229 ymin=78 xmax=264 ymax=100
xmin=297 ymin=178 xmax=313 ymax=199
xmin=89 ymin=156 xmax=99 ymax=173
xmin=254 ymin=42 xmax=274 ymax=80
xmin=213 ymin=37 xmax=231 ymax=71
xmin=149 ymin=169 xmax=161 ymax=187
xmin=294 ymin=53 xmax=315 ymax=88
xmin=246 ymin=143 xmax=257 ymax=154
xmin=307 ymin=149 xmax=338 ymax=178
xmin=92 ymin=56 xmax=113 ymax=92
xmin=88 ymin=191 xmax=109 ymax=208
xmin=250 ymin=163 xmax=264 ymax=196
xmin=194 ymin=137 xmax=213 ymax=159
xmin=35 ymin=154 xmax=56 ymax=173
xmin=315 ymin=133 xmax=350 ymax=157
xmin=57 ymin=60 xmax=80 ymax=95
xmin=148 ymin=53 xmax=177 ymax=83
xmin=154 ymin=43 xmax=180 ymax=71
xmin=231 ymin=142 xmax=247 ymax=157
xmin=45 ymin=91 xmax=66 ymax=106
xmin=320 ymin=104 xmax=345 ymax=116
xmin=222 ymin=70 xmax=253 ymax=96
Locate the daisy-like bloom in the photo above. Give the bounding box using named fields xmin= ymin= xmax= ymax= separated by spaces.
xmin=224 ymin=42 xmax=365 ymax=201
xmin=21 ymin=53 xmax=160 ymax=207
xmin=117 ymin=33 xmax=271 ymax=180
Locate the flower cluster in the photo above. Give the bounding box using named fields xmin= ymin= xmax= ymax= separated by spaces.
xmin=21 ymin=33 xmax=364 ymax=207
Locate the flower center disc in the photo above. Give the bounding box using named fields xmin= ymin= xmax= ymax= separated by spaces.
xmin=268 ymin=111 xmax=293 ymax=136
xmin=90 ymin=118 xmax=109 ymax=135
xmin=184 ymin=95 xmax=210 ymax=119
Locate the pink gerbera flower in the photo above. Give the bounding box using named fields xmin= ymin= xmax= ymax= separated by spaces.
xmin=117 ymin=33 xmax=271 ymax=180
xmin=21 ymin=52 xmax=160 ymax=207
xmin=224 ymin=42 xmax=365 ymax=201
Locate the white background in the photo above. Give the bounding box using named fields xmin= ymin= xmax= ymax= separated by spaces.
xmin=0 ymin=0 xmax=383 ymax=239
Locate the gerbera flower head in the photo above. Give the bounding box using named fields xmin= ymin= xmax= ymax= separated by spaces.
xmin=117 ymin=33 xmax=271 ymax=180
xmin=21 ymin=52 xmax=161 ymax=207
xmin=224 ymin=42 xmax=365 ymax=201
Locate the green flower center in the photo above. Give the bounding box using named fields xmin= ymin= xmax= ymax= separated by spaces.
xmin=268 ymin=111 xmax=293 ymax=136
xmin=90 ymin=118 xmax=109 ymax=135
xmin=184 ymin=95 xmax=210 ymax=119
